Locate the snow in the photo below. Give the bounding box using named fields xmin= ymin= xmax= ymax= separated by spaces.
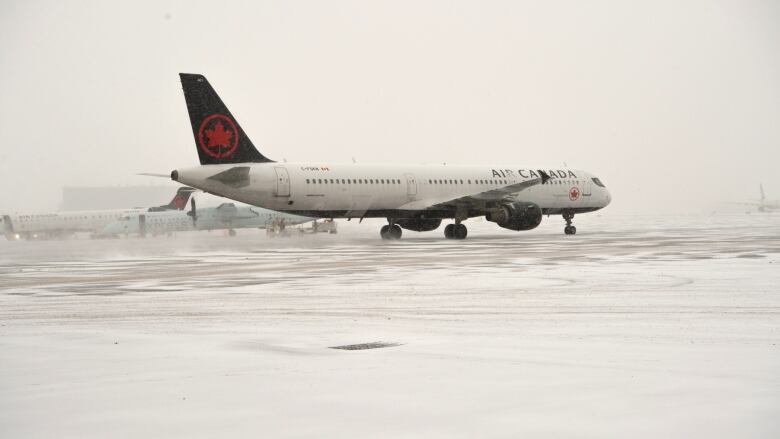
xmin=1 ymin=213 xmax=779 ymax=438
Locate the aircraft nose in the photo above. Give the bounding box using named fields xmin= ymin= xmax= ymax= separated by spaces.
xmin=604 ymin=189 xmax=612 ymax=206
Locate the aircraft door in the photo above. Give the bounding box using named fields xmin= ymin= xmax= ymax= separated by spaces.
xmin=274 ymin=167 xmax=291 ymax=197
xmin=582 ymin=179 xmax=592 ymax=197
xmin=405 ymin=173 xmax=417 ymax=197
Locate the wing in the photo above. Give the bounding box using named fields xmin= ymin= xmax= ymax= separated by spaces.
xmin=400 ymin=170 xmax=551 ymax=212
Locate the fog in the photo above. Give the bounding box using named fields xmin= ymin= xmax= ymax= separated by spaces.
xmin=1 ymin=0 xmax=778 ymax=214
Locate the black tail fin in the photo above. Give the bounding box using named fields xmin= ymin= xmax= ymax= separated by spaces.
xmin=179 ymin=73 xmax=274 ymax=165
xmin=148 ymin=187 xmax=196 ymax=212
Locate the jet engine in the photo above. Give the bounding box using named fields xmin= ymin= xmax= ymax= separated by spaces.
xmin=486 ymin=202 xmax=542 ymax=231
xmin=396 ymin=218 xmax=442 ymax=232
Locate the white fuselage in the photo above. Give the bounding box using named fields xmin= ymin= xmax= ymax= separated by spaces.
xmin=173 ymin=163 xmax=611 ymax=218
xmin=97 ymin=204 xmax=313 ymax=237
xmin=2 ymin=209 xmax=145 ymax=239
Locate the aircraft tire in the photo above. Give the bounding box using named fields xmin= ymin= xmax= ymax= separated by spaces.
xmin=444 ymin=224 xmax=454 ymax=239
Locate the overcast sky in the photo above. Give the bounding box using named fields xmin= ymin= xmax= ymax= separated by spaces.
xmin=1 ymin=0 xmax=778 ymax=214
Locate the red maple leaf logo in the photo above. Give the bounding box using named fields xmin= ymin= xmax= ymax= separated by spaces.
xmin=197 ymin=114 xmax=239 ymax=159
xmin=172 ymin=195 xmax=186 ymax=209
xmin=569 ymin=187 xmax=580 ymax=200
xmin=205 ymin=121 xmax=233 ymax=148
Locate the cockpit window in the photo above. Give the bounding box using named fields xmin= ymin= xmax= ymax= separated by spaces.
xmin=592 ymin=178 xmax=605 ymax=187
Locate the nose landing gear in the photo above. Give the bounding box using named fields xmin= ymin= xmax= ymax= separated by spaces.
xmin=563 ymin=211 xmax=576 ymax=235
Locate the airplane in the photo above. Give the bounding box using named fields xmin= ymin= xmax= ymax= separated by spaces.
xmin=2 ymin=187 xmax=195 ymax=240
xmin=732 ymin=183 xmax=779 ymax=212
xmin=97 ymin=197 xmax=318 ymax=237
xmin=168 ymin=74 xmax=611 ymax=240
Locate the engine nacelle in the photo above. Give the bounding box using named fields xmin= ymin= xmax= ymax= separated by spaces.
xmin=486 ymin=202 xmax=542 ymax=231
xmin=396 ymin=218 xmax=442 ymax=232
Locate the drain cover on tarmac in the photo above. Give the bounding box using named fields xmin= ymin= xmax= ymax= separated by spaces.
xmin=329 ymin=342 xmax=402 ymax=351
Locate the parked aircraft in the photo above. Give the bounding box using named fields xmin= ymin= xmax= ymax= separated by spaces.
xmin=733 ymin=184 xmax=779 ymax=212
xmin=97 ymin=198 xmax=316 ymax=237
xmin=2 ymin=187 xmax=194 ymax=240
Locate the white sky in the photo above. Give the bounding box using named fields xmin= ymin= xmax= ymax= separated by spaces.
xmin=1 ymin=0 xmax=778 ymax=213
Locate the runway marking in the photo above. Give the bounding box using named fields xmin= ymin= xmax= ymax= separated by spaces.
xmin=329 ymin=342 xmax=402 ymax=350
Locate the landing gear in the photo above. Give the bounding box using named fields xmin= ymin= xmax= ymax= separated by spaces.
xmin=380 ymin=224 xmax=402 ymax=240
xmin=563 ymin=211 xmax=576 ymax=235
xmin=444 ymin=222 xmax=467 ymax=239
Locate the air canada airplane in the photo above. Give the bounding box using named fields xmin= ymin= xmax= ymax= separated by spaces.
xmin=170 ymin=74 xmax=611 ymax=240
xmin=2 ymin=187 xmax=195 ymax=240
xmin=97 ymin=200 xmax=315 ymax=238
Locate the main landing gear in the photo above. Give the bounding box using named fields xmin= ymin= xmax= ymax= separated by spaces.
xmin=444 ymin=221 xmax=467 ymax=240
xmin=380 ymin=223 xmax=402 ymax=240
xmin=563 ymin=211 xmax=577 ymax=235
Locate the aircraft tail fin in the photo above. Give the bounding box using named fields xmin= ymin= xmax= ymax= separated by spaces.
xmin=149 ymin=187 xmax=196 ymax=212
xmin=2 ymin=215 xmax=14 ymax=239
xmin=179 ymin=73 xmax=274 ymax=165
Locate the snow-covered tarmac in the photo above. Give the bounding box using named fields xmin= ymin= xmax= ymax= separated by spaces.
xmin=1 ymin=214 xmax=779 ymax=438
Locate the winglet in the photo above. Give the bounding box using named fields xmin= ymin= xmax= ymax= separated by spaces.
xmin=538 ymin=170 xmax=551 ymax=184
